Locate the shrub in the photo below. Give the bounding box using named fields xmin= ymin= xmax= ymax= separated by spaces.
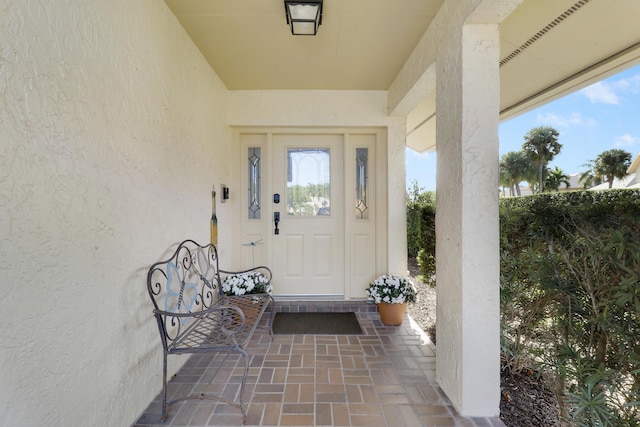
xmin=500 ymin=189 xmax=640 ymax=423
xmin=406 ymin=182 xmax=435 ymax=258
xmin=408 ymin=187 xmax=640 ymax=422
xmin=406 ymin=183 xmax=436 ymax=282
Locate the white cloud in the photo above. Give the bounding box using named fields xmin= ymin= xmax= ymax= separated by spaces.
xmin=580 ymin=81 xmax=619 ymax=104
xmin=613 ymin=73 xmax=640 ymax=94
xmin=614 ymin=133 xmax=639 ymax=148
xmin=579 ymin=73 xmax=640 ymax=104
xmin=537 ymin=111 xmax=594 ymax=128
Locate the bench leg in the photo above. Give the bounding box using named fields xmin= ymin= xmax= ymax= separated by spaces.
xmin=161 ymin=352 xmax=168 ymax=422
xmin=267 ymin=295 xmax=275 ymax=340
xmin=238 ymin=348 xmax=249 ymax=421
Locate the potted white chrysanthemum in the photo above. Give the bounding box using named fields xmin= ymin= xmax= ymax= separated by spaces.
xmin=222 ymin=271 xmax=272 ymax=296
xmin=365 ymin=275 xmax=417 ymax=325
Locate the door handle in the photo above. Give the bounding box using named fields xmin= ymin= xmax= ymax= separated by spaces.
xmin=274 ymin=212 xmax=280 ymax=235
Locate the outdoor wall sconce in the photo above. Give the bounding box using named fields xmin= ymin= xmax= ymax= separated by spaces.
xmin=284 ymin=0 xmax=322 ymax=35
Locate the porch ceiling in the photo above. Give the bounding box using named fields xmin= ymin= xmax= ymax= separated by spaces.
xmin=164 ymin=0 xmax=445 ymax=91
xmin=165 ymin=0 xmax=640 ymax=152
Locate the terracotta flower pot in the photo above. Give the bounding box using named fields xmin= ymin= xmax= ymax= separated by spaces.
xmin=377 ymin=302 xmax=407 ymax=326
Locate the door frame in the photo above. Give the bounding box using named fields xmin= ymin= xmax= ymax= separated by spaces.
xmin=229 ymin=127 xmax=388 ymax=300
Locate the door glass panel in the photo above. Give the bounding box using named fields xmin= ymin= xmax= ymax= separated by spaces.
xmin=248 ymin=147 xmax=261 ymax=219
xmin=286 ymin=148 xmax=330 ymax=216
xmin=355 ymin=147 xmax=369 ymax=220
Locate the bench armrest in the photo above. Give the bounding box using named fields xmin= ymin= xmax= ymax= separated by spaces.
xmin=153 ymin=303 xmax=247 ymax=339
xmin=220 ymin=266 xmax=272 ymax=283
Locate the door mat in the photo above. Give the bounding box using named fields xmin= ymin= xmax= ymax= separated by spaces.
xmin=273 ymin=312 xmax=363 ymax=335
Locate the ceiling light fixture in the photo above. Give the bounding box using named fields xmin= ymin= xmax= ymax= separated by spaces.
xmin=284 ymin=0 xmax=323 ymax=36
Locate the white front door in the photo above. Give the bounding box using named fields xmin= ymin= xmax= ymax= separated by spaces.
xmin=271 ymin=134 xmax=344 ymax=296
xmin=234 ymin=129 xmax=383 ymax=299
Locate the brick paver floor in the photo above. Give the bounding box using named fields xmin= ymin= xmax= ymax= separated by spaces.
xmin=132 ymin=302 xmax=505 ymax=427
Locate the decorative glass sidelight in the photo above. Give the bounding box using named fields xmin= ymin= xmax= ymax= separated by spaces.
xmin=286 ymin=148 xmax=330 ymax=216
xmin=248 ymin=147 xmax=261 ymax=219
xmin=355 ymin=148 xmax=369 ymax=220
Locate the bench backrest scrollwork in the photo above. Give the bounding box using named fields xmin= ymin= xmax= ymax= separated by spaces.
xmin=146 ymin=240 xmax=222 ymax=348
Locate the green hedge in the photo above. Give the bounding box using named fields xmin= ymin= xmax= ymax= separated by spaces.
xmin=406 ymin=192 xmax=436 ymax=281
xmin=407 ymin=189 xmax=640 ymax=423
xmin=500 ymin=190 xmax=640 ymax=425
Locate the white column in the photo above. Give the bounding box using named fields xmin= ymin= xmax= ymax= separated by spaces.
xmin=435 ymin=23 xmax=501 ymax=416
xmin=387 ymin=117 xmax=408 ymax=275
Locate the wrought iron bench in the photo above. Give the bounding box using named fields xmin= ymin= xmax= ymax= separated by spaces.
xmin=146 ymin=239 xmax=274 ymax=421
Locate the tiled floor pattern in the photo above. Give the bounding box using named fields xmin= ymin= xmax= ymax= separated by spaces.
xmin=133 ymin=302 xmax=505 ymax=427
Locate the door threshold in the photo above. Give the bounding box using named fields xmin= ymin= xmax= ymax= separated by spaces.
xmin=274 ymin=294 xmax=345 ymax=301
xmin=273 ymin=298 xmax=377 ymax=313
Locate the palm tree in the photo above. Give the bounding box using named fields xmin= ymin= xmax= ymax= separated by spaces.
xmin=499 ymin=166 xmax=514 ymax=196
xmin=593 ymin=149 xmax=632 ymax=188
xmin=522 ymin=126 xmax=562 ymax=193
xmin=578 ymin=161 xmax=603 ymax=189
xmin=544 ymin=166 xmax=570 ymax=192
xmin=500 ymin=150 xmax=534 ymax=196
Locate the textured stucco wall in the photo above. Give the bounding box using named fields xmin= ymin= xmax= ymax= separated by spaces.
xmin=229 ymin=90 xmax=390 ymax=127
xmin=0 ymin=1 xmax=229 ymax=425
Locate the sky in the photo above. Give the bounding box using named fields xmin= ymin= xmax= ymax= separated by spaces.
xmin=406 ymin=63 xmax=640 ymax=191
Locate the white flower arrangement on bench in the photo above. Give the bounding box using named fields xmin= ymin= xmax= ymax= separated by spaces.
xmin=222 ymin=271 xmax=272 ymax=296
